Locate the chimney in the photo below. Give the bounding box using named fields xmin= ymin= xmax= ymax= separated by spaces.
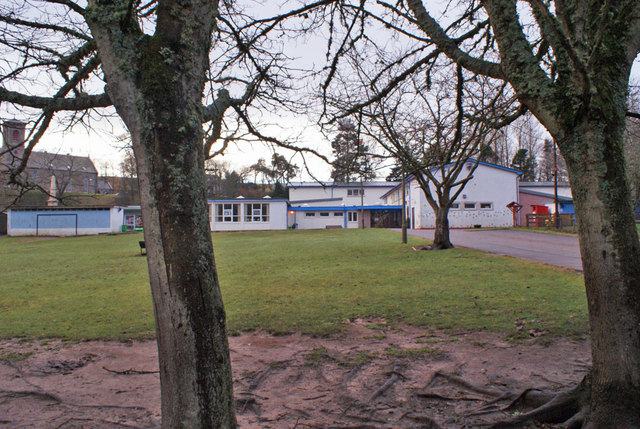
xmin=2 ymin=120 xmax=27 ymax=165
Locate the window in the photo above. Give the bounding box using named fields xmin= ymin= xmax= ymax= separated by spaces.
xmin=348 ymin=211 xmax=358 ymax=222
xmin=347 ymin=188 xmax=364 ymax=196
xmin=450 ymin=203 xmax=460 ymax=210
xmin=245 ymin=203 xmax=269 ymax=222
xmin=333 ymin=212 xmax=343 ymax=216
xmin=305 ymin=212 xmax=315 ymax=217
xmin=464 ymin=202 xmax=476 ymax=210
xmin=320 ymin=212 xmax=329 ymax=217
xmin=480 ymin=202 xmax=493 ymax=210
xmin=215 ymin=203 xmax=239 ymax=222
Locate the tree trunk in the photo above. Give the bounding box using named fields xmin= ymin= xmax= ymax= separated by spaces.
xmin=134 ymin=113 xmax=237 ymax=429
xmin=561 ymin=117 xmax=640 ymax=428
xmin=432 ymin=205 xmax=454 ymax=249
xmin=85 ymin=1 xmax=237 ymax=426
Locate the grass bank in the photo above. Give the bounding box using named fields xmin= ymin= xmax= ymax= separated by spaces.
xmin=0 ymin=229 xmax=587 ymax=340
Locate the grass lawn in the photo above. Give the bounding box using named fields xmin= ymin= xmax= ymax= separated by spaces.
xmin=0 ymin=229 xmax=587 ymax=341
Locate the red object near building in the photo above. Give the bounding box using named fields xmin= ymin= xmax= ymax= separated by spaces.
xmin=531 ymin=204 xmax=549 ymax=214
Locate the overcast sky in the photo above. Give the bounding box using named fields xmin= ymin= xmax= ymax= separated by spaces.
xmin=3 ymin=2 xmax=640 ymax=182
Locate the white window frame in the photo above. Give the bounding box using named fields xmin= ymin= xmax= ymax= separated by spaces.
xmin=347 ymin=211 xmax=358 ymax=222
xmin=244 ymin=203 xmax=269 ymax=222
xmin=333 ymin=212 xmax=343 ymax=217
xmin=347 ymin=188 xmax=364 ymax=196
xmin=305 ymin=212 xmax=315 ymax=217
xmin=479 ymin=202 xmax=493 ymax=210
xmin=320 ymin=212 xmax=329 ymax=217
xmin=450 ymin=202 xmax=460 ymax=210
xmin=464 ymin=202 xmax=477 ymax=211
xmin=215 ymin=203 xmax=240 ymax=222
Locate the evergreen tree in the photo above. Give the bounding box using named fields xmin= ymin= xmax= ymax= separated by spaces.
xmin=330 ymin=119 xmax=375 ymax=182
xmin=269 ymin=181 xmax=288 ymax=199
xmin=510 ymin=149 xmax=536 ymax=181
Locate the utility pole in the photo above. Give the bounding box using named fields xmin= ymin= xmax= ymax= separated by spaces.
xmin=553 ymin=140 xmax=560 ymax=229
xmin=357 ymin=110 xmax=365 ymax=229
xmin=401 ymin=162 xmax=407 ymax=244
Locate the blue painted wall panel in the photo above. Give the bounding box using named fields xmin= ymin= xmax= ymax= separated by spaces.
xmin=11 ymin=209 xmax=111 ymax=229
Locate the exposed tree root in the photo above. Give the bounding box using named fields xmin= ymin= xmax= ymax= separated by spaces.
xmin=415 ymin=370 xmax=593 ymax=428
xmin=489 ymin=389 xmax=582 ymax=428
xmin=368 ymin=360 xmax=404 ymax=402
xmin=488 ymin=375 xmax=590 ymax=429
xmin=400 ymin=412 xmax=443 ymax=428
xmin=424 ymin=370 xmax=504 ymax=397
xmin=0 ymin=389 xmax=63 ymax=403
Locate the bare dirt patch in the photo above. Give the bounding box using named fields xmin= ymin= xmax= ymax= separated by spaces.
xmin=0 ymin=320 xmax=590 ymax=428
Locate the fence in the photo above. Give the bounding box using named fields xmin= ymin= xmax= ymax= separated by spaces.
xmin=526 ymin=213 xmax=575 ymax=227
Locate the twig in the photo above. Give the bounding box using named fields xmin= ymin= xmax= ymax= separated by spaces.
xmin=102 ymin=366 xmax=159 ymax=375
xmin=303 ymin=393 xmax=327 ymax=401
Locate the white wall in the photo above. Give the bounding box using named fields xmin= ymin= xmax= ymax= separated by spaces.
xmin=289 ymin=182 xmax=398 ymax=207
xmin=290 ymin=209 xmax=363 ymax=229
xmin=209 ymin=200 xmax=288 ymax=231
xmin=412 ymin=164 xmax=519 ymax=228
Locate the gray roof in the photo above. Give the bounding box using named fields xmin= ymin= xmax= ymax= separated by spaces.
xmin=520 ymin=188 xmax=573 ymax=202
xmin=289 ymin=181 xmax=398 ymax=188
xmin=520 ymin=181 xmax=570 ymax=188
xmin=27 ymin=151 xmax=97 ymax=174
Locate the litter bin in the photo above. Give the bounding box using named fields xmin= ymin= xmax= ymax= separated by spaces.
xmin=121 ymin=225 xmax=127 ymax=232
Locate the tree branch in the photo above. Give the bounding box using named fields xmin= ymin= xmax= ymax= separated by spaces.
xmin=405 ymin=0 xmax=504 ymax=79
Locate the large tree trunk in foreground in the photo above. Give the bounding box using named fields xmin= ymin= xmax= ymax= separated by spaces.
xmin=432 ymin=205 xmax=454 ymax=249
xmin=562 ymin=119 xmax=640 ymax=428
xmin=86 ymin=0 xmax=237 ymax=426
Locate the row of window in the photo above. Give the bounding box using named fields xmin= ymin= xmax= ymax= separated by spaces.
xmin=304 ymin=211 xmax=359 ymax=221
xmin=347 ymin=188 xmax=364 ymax=196
xmin=213 ymin=203 xmax=269 ymax=223
xmin=451 ymin=202 xmax=493 ymax=210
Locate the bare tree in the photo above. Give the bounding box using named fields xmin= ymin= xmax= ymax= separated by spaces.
xmin=357 ymin=65 xmax=496 ymax=249
xmin=0 ymin=0 xmax=330 ymax=426
xmin=321 ymin=0 xmax=640 ymax=426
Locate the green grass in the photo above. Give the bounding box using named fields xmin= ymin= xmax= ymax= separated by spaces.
xmin=0 ymin=229 xmax=588 ymax=341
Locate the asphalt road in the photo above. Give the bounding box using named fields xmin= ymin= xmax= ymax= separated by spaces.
xmin=404 ymin=228 xmax=583 ymax=271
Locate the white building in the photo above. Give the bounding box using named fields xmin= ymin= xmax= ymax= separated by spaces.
xmin=209 ymin=198 xmax=288 ymax=231
xmin=381 ymin=161 xmax=521 ymax=228
xmin=288 ymin=181 xmax=401 ymax=229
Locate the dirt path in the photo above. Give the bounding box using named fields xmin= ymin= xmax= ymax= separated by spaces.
xmin=0 ymin=320 xmax=590 ymax=428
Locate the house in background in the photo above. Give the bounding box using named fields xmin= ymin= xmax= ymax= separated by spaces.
xmin=287 ymin=181 xmax=402 ymax=229
xmin=518 ymin=181 xmax=574 ymax=225
xmin=209 ymin=197 xmax=288 ymax=231
xmin=1 ymin=120 xmax=99 ymax=195
xmin=381 ymin=161 xmax=521 ymax=228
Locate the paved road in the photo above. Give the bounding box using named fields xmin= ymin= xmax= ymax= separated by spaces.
xmin=403 ymin=228 xmax=583 ymax=271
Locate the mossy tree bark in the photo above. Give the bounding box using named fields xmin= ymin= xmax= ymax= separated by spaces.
xmin=86 ymin=0 xmax=236 ymax=427
xmin=406 ymin=0 xmax=640 ymax=425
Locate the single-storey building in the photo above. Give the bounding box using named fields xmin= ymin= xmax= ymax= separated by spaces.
xmin=209 ymin=197 xmax=288 ymax=231
xmin=381 ymin=161 xmax=522 ymax=228
xmin=288 ymin=181 xmax=402 ymax=229
xmin=7 ymin=206 xmax=125 ymax=236
xmin=518 ymin=182 xmax=574 ymax=225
